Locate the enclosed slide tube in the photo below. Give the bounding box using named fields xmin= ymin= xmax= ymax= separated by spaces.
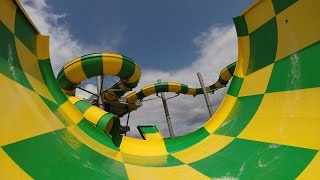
xmin=56 ymin=53 xmax=235 ymax=137
xmin=57 ymin=52 xmax=235 ymax=104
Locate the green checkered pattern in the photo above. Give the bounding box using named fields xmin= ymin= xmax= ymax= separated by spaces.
xmin=1 ymin=0 xmax=319 ymax=179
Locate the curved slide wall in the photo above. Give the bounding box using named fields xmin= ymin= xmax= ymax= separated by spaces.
xmin=0 ymin=0 xmax=319 ymax=179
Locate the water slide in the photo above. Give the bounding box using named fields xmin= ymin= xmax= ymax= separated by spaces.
xmin=56 ymin=52 xmax=235 ymax=136
xmin=1 ymin=0 xmax=319 ymax=179
xmin=57 ymin=53 xmax=235 ymax=103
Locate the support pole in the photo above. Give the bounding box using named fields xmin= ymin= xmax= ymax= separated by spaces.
xmin=124 ymin=107 xmax=130 ymax=136
xmin=197 ymin=72 xmax=214 ymax=117
xmin=158 ymin=79 xmax=174 ymax=138
xmin=97 ymin=75 xmax=105 ymax=110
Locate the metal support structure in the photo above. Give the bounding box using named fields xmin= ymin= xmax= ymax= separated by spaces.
xmin=197 ymin=72 xmax=214 ymax=117
xmin=158 ymin=79 xmax=175 ymax=138
xmin=76 ymin=86 xmax=99 ymax=97
xmin=124 ymin=107 xmax=131 ymax=136
xmin=96 ymin=75 xmax=105 ymax=110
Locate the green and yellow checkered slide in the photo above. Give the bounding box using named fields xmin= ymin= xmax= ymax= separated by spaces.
xmin=0 ymin=0 xmax=319 ymax=179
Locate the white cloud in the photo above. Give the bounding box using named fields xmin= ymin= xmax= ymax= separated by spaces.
xmin=125 ymin=25 xmax=237 ymax=137
xmin=20 ymin=0 xmax=238 ymax=138
xmin=76 ymin=83 xmax=97 ymax=100
xmin=20 ymin=0 xmax=120 ymax=75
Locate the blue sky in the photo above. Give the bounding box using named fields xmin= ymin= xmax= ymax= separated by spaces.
xmin=46 ymin=0 xmax=253 ymax=70
xmin=22 ymin=0 xmax=255 ymax=137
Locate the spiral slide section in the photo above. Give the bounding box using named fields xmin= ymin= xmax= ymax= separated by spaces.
xmin=57 ymin=53 xmax=235 ymax=104
xmin=57 ymin=53 xmax=141 ymax=102
xmin=126 ymin=62 xmax=236 ymax=103
xmin=1 ymin=0 xmax=320 ymax=179
xmin=56 ymin=53 xmax=235 ymax=139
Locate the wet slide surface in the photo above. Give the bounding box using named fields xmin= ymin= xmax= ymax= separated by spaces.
xmin=1 ymin=0 xmax=320 ymax=179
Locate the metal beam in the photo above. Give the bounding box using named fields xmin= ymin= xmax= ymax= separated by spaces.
xmin=97 ymin=75 xmax=105 ymax=110
xmin=197 ymin=72 xmax=214 ymax=116
xmin=158 ymin=79 xmax=175 ymax=138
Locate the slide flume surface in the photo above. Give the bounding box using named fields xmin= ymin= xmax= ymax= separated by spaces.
xmin=1 ymin=0 xmax=320 ymax=179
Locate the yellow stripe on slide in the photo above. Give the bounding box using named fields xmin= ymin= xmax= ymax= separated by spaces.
xmin=57 ymin=100 xmax=83 ymax=125
xmin=0 ymin=0 xmax=16 ymax=33
xmin=126 ymin=92 xmax=139 ymax=104
xmin=168 ymin=82 xmax=182 ymax=92
xmin=16 ymin=37 xmax=56 ymax=102
xmin=234 ymin=36 xmax=250 ymax=78
xmin=105 ymin=118 xmax=114 ymax=132
xmin=83 ymin=106 xmax=107 ymax=125
xmin=238 ymin=64 xmax=273 ymax=97
xmin=141 ymin=84 xmax=156 ymax=96
xmin=214 ymin=81 xmax=224 ymax=89
xmin=120 ymin=136 xmax=167 ymax=156
xmin=0 ymin=74 xmax=65 ymax=146
xmin=124 ymin=163 xmax=211 ymax=179
xmin=102 ymin=54 xmax=123 ymax=76
xmin=36 ymin=35 xmax=50 ymax=60
xmin=0 ymin=148 xmax=32 ymax=179
xmin=275 ymin=0 xmax=320 ymax=61
xmin=187 ymin=88 xmax=196 ymax=95
xmin=172 ymin=134 xmax=234 ymax=164
xmin=244 ymin=0 xmax=275 ymax=33
xmin=204 ymin=94 xmax=237 ymax=133
xmin=144 ymin=132 xmax=164 ymax=140
xmin=128 ymin=66 xmax=141 ymax=83
xmin=220 ymin=68 xmax=232 ymax=81
xmin=64 ymin=57 xmax=88 ymax=84
xmin=68 ymin=96 xmax=82 ymax=105
xmin=238 ymin=88 xmax=320 ymax=150
xmin=297 ymin=151 xmax=320 ymax=179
